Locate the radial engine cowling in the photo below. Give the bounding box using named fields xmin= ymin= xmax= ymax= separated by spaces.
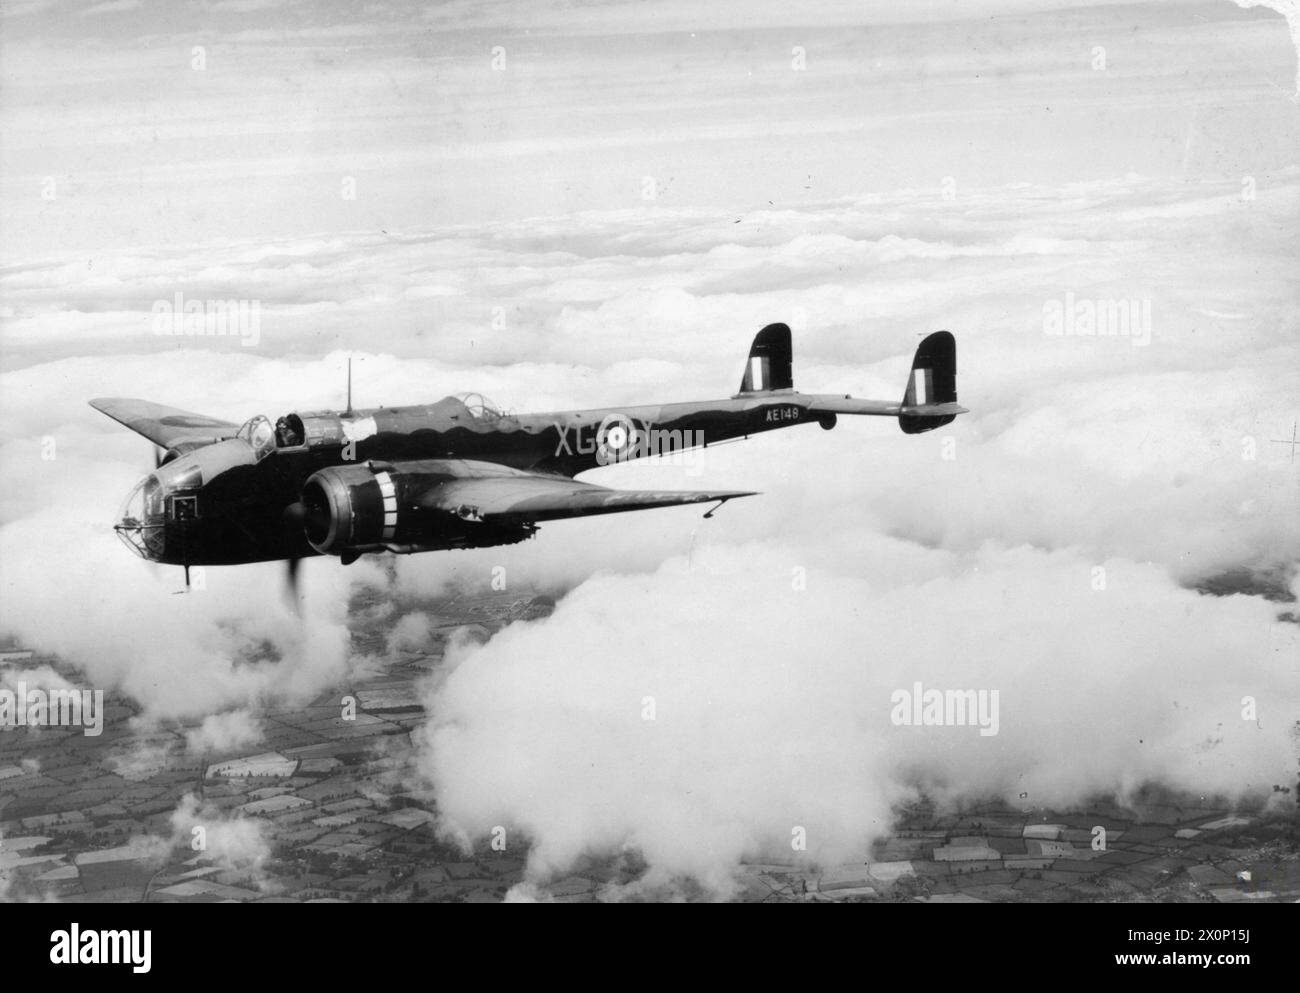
xmin=301 ymin=463 xmax=408 ymax=556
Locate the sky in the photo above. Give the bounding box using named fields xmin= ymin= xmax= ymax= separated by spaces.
xmin=1 ymin=0 xmax=1298 ymax=898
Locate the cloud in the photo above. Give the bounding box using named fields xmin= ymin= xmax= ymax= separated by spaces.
xmin=106 ymin=728 xmax=177 ymax=781
xmin=167 ymin=793 xmax=271 ymax=877
xmin=98 ymin=793 xmax=275 ymax=894
xmin=389 ymin=173 xmax=1296 ymax=896
xmin=1 ymin=171 xmax=1294 ymax=730
xmin=184 ymin=709 xmax=264 ymax=754
xmin=0 ymin=499 xmax=358 ymax=719
xmin=385 ymin=611 xmax=434 ymax=656
xmin=415 ymin=540 xmax=1297 ymax=895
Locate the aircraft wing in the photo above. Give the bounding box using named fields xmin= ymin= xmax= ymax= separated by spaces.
xmin=89 ymin=398 xmax=240 ymax=449
xmin=422 ymin=468 xmax=756 ymax=524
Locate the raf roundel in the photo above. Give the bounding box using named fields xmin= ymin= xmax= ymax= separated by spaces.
xmin=596 ymin=412 xmax=638 ymax=463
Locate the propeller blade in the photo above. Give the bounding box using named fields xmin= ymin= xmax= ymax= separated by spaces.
xmin=285 ymin=557 xmax=302 ymax=614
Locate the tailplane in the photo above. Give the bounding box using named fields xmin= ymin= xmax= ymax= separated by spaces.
xmin=731 ymin=322 xmax=967 ymax=432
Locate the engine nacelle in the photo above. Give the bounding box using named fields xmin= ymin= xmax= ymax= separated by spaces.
xmin=300 ymin=461 xmax=536 ymax=558
xmin=301 ymin=463 xmax=407 ymax=556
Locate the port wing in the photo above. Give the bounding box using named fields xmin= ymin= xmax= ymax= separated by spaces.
xmin=89 ymin=398 xmax=239 ymax=449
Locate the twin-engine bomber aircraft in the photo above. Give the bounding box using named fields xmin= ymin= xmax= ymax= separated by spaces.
xmin=92 ymin=325 xmax=965 ymax=591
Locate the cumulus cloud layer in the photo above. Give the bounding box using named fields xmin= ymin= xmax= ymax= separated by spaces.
xmin=403 ymin=174 xmax=1297 ymax=894
xmin=420 ymin=544 xmax=1296 ymax=890
xmin=2 ymin=173 xmax=1297 ymax=888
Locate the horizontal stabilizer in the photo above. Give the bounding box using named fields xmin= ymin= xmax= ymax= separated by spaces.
xmin=899 ymin=401 xmax=969 ymax=418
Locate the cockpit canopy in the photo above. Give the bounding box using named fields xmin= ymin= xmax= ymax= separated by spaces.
xmin=236 ymin=414 xmax=276 ymax=461
xmin=452 ymin=392 xmax=507 ymax=422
